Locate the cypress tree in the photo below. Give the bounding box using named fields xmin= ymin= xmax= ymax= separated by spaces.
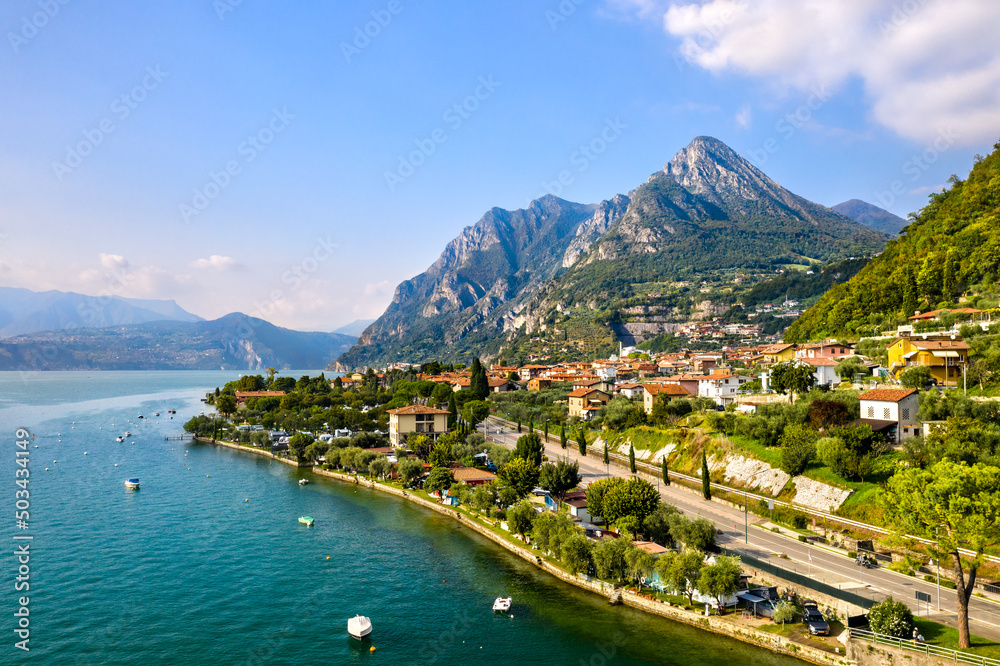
xmin=560 ymin=427 xmax=567 ymax=449
xmin=447 ymin=393 xmax=458 ymax=427
xmin=529 ymin=420 xmax=534 ymax=435
xmin=517 ymin=418 xmax=522 ymax=433
xmin=662 ymin=456 xmax=670 ymax=486
xmin=603 ymin=442 xmax=609 ymax=466
xmin=577 ymin=428 xmax=587 ymax=456
xmin=629 ymin=444 xmax=636 ymax=475
xmin=543 ymin=422 xmax=549 ymax=441
xmin=701 ymin=451 xmax=712 ymax=500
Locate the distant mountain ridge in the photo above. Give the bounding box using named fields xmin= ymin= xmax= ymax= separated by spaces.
xmin=0 ymin=287 xmax=202 ymax=337
xmin=0 ymin=312 xmax=356 ymax=371
xmin=334 ymin=136 xmax=887 ymax=370
xmin=831 ymin=199 xmax=908 ymax=236
xmin=333 ymin=319 xmax=375 ymax=337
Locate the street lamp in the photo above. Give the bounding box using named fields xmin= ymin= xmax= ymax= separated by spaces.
xmin=745 ymin=469 xmax=769 ymax=543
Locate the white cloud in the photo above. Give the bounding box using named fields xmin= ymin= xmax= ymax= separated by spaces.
xmin=99 ymin=253 xmax=130 ymax=271
xmin=191 ymin=255 xmax=242 ymax=271
xmin=629 ymin=0 xmax=1000 ymax=146
xmin=734 ymin=104 xmax=752 ymax=128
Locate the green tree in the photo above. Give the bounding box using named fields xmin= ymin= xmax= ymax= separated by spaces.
xmin=881 ymin=460 xmax=1000 ymax=647
xmin=428 ymin=441 xmax=455 ymax=468
xmin=472 ymin=483 xmax=496 ymax=513
xmin=671 ymin=515 xmax=717 ymax=553
xmin=469 ymin=358 xmax=489 ymax=400
xmin=696 ymin=555 xmax=742 ymax=615
xmin=835 ymin=357 xmax=867 ymax=382
xmin=561 ymin=533 xmax=594 ymax=575
xmin=462 ymin=400 xmax=491 ymax=427
xmin=779 ymin=424 xmax=817 ymax=476
xmin=560 ymin=427 xmax=567 ymax=449
xmin=447 ymin=393 xmax=458 ymax=427
xmin=769 ymin=362 xmax=816 ymax=401
xmin=577 ymin=428 xmax=587 ymax=456
xmin=629 ymin=444 xmax=636 ymax=474
xmin=656 ymin=550 xmax=704 ymax=606
xmin=585 ymin=477 xmax=625 ymax=522
xmin=369 ymin=456 xmax=391 ymax=480
xmin=288 ymin=433 xmax=313 ymax=463
xmin=661 ymin=455 xmax=670 ymax=486
xmin=602 ymin=477 xmax=660 ymax=525
xmin=900 ymin=365 xmax=933 ymax=390
xmin=625 ymin=547 xmax=655 ymax=586
xmin=424 ymin=467 xmax=455 ymax=493
xmin=215 ymin=394 xmax=237 ymax=419
xmin=642 ymin=503 xmax=681 ymax=547
xmin=593 ymin=537 xmax=634 ymax=583
xmin=866 ymin=597 xmax=914 ymax=639
xmin=538 ymin=460 xmax=581 ymax=501
xmin=397 ymin=457 xmax=425 ymax=486
xmin=512 ymin=432 xmax=543 ymax=467
xmin=507 ymin=500 xmax=536 ymax=541
xmin=701 ymin=451 xmax=712 ymax=500
xmin=772 ymin=601 xmax=797 ymax=626
xmin=603 ymin=442 xmax=610 ymax=466
xmin=497 ymin=457 xmax=541 ymax=499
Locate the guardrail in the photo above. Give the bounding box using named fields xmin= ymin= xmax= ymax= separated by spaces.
xmin=849 ymin=628 xmax=1000 ymax=666
xmin=488 ymin=416 xmax=1000 ymax=566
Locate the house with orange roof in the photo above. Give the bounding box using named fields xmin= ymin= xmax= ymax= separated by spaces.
xmin=697 ymin=371 xmax=753 ymax=406
xmin=887 ymin=336 xmax=969 ymax=386
xmin=568 ymin=387 xmax=610 ymax=419
xmin=387 ymin=404 xmax=450 ymax=446
xmin=858 ymin=388 xmax=919 ymax=443
xmin=643 ymin=383 xmax=691 ymax=414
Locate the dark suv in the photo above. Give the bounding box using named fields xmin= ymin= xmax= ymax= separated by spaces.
xmin=802 ymin=602 xmax=830 ymax=636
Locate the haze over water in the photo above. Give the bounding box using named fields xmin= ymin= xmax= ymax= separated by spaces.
xmin=2 ymin=371 xmax=805 ymax=665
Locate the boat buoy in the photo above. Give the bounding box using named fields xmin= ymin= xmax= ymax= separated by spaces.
xmin=326 ymin=556 xmax=330 ymax=560
xmin=245 ymin=499 xmax=249 ymax=502
xmin=84 ymin=452 xmax=88 ymax=455
xmin=45 ymin=468 xmax=49 ymax=471
xmin=370 ymin=647 xmax=376 ymax=653
xmin=115 ymin=464 xmax=118 ymax=467
xmin=206 ymin=475 xmax=210 ymax=477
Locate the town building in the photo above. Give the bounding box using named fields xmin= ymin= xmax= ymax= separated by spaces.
xmin=857 ymin=388 xmax=919 ymax=443
xmin=697 ymin=372 xmax=753 ymax=406
xmin=387 ymin=404 xmax=450 ymax=446
xmin=643 ymin=383 xmax=691 ymax=414
xmin=567 ymin=388 xmax=610 ymax=420
xmin=887 ymin=336 xmax=970 ymax=386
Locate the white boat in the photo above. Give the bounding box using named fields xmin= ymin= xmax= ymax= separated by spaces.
xmin=124 ymin=478 xmax=140 ymax=490
xmin=124 ymin=431 xmax=131 ymax=437
xmin=347 ymin=615 xmax=372 ymax=640
xmin=493 ymin=597 xmax=512 ymax=612
xmin=299 ymin=479 xmax=309 ymax=486
xmin=116 ymin=437 xmax=124 ymax=443
xmin=154 ymin=412 xmax=160 ymax=416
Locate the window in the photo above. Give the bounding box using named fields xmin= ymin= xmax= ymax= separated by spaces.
xmin=884 ymin=407 xmax=891 ymax=420
xmin=902 ymin=408 xmax=910 ymax=421
xmin=867 ymin=406 xmax=875 ymax=418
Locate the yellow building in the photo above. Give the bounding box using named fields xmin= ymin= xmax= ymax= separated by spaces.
xmin=758 ymin=343 xmax=797 ymax=365
xmin=387 ymin=404 xmax=450 ymax=446
xmin=887 ymin=336 xmax=970 ymax=386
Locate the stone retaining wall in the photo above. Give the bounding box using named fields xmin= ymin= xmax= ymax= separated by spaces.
xmin=195 ymin=437 xmax=310 ymax=467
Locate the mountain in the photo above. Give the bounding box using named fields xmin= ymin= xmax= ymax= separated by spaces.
xmin=333 ymin=319 xmax=375 ymax=337
xmin=831 ymin=199 xmax=908 ymax=236
xmin=787 ymin=142 xmax=1000 ymax=342
xmin=0 ymin=287 xmax=202 ymax=337
xmin=0 ymin=313 xmax=355 ymax=371
xmin=334 ymin=136 xmax=887 ymax=370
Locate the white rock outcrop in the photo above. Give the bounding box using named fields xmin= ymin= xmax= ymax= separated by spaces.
xmin=790 ymin=476 xmax=853 ymax=512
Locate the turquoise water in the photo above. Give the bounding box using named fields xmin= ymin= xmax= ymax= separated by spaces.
xmin=1 ymin=371 xmax=805 ymax=665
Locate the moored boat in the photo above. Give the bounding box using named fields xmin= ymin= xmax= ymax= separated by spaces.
xmin=347 ymin=615 xmax=372 ymax=639
xmin=298 ymin=516 xmax=314 ymax=526
xmin=124 ymin=478 xmax=140 ymax=490
xmin=299 ymin=479 xmax=309 ymax=486
xmin=493 ymin=597 xmax=512 ymax=612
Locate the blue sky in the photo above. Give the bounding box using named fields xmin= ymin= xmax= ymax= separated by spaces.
xmin=2 ymin=0 xmax=998 ymax=330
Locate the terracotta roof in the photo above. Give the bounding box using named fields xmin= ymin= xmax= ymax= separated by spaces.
xmin=568 ymin=388 xmax=609 ymax=398
xmin=909 ymin=339 xmax=970 ymax=351
xmin=487 ymin=378 xmax=511 ymax=387
xmin=387 ymin=404 xmax=451 ymax=415
xmin=633 ymin=540 xmax=669 ymax=554
xmin=644 ymin=384 xmax=690 ymax=396
xmin=858 ymin=389 xmax=917 ymax=403
xmin=799 ymin=357 xmax=838 ymax=366
xmin=452 ymin=467 xmax=497 ymax=482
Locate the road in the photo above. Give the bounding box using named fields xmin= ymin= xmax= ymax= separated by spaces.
xmin=482 ymin=417 xmax=1000 ymax=642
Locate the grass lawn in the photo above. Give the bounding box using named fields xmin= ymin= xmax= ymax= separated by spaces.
xmin=912 ymin=618 xmax=1000 ymax=660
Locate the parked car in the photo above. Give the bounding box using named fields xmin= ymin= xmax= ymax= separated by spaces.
xmin=802 ymin=602 xmax=830 ymax=636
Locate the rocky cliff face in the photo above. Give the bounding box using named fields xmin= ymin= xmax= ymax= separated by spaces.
xmin=336 ymin=136 xmax=887 ymax=369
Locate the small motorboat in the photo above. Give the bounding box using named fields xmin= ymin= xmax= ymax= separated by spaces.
xmin=167 ymin=409 xmax=176 ymax=414
xmin=116 ymin=437 xmax=124 ymax=443
xmin=137 ymin=415 xmax=144 ymax=419
xmin=298 ymin=516 xmax=314 ymax=526
xmin=493 ymin=597 xmax=512 ymax=612
xmin=299 ymin=479 xmax=310 ymax=486
xmin=124 ymin=431 xmax=131 ymax=437
xmin=347 ymin=615 xmax=372 ymax=640
xmin=154 ymin=412 xmax=160 ymax=417
xmin=124 ymin=478 xmax=140 ymax=490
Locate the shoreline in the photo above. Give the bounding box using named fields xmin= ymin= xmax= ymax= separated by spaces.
xmin=196 ymin=436 xmax=846 ymax=666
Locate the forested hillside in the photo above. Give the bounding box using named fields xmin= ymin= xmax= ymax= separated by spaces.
xmin=786 ymin=141 xmax=1000 ymax=341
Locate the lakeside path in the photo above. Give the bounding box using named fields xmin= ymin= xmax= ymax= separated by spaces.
xmin=481 ymin=417 xmax=1000 ymax=644
xmin=195 ymin=435 xmax=839 ymax=666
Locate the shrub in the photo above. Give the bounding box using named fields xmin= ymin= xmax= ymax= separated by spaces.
xmin=867 ymin=597 xmax=914 ymax=638
xmin=791 ymin=513 xmax=808 ymax=530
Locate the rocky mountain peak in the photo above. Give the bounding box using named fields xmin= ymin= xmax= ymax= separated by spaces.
xmin=662 ymin=135 xmax=779 ymax=205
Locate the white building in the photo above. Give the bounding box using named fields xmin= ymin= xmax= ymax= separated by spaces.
xmin=697 ymin=372 xmax=753 ymax=406
xmin=858 ymin=388 xmax=920 ymax=443
xmin=798 ymin=357 xmax=840 ymax=388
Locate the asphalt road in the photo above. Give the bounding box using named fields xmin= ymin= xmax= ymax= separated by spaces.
xmin=482 ymin=417 xmax=1000 ymax=642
